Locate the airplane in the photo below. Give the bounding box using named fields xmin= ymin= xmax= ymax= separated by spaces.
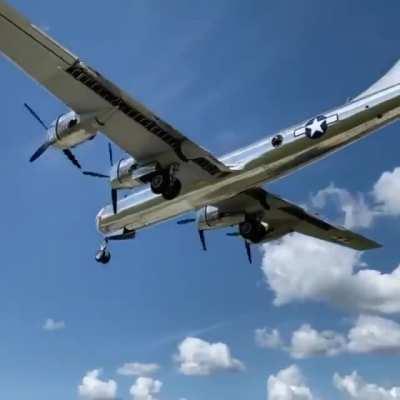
xmin=1 ymin=1 xmax=399 ymax=265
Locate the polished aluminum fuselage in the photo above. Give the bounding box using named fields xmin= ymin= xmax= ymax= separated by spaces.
xmin=97 ymin=84 xmax=400 ymax=235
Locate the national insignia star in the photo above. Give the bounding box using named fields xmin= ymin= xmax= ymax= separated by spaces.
xmin=307 ymin=118 xmax=326 ymax=137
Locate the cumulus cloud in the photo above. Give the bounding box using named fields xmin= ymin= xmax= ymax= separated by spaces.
xmin=262 ymin=233 xmax=400 ymax=314
xmin=267 ymin=365 xmax=315 ymax=400
xmin=334 ymin=371 xmax=400 ymax=399
xmin=43 ymin=318 xmax=65 ymax=331
xmin=130 ymin=377 xmax=162 ymax=400
xmin=373 ymin=167 xmax=400 ymax=217
xmin=311 ymin=167 xmax=400 ymax=229
xmin=255 ymin=328 xmax=283 ymax=349
xmin=312 ymin=184 xmax=376 ymax=229
xmin=347 ymin=315 xmax=400 ymax=354
xmin=175 ymin=337 xmax=244 ymax=376
xmin=289 ymin=324 xmax=346 ymax=358
xmin=78 ymin=369 xmax=117 ymax=400
xmin=117 ymin=362 xmax=160 ymax=377
xmin=256 ymin=315 xmax=400 ymax=358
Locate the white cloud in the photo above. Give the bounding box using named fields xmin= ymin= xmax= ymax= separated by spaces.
xmin=257 ymin=315 xmax=400 ymax=359
xmin=334 ymin=371 xmax=400 ymax=399
xmin=78 ymin=369 xmax=117 ymax=400
xmin=117 ymin=362 xmax=160 ymax=377
xmin=130 ymin=377 xmax=162 ymax=400
xmin=311 ymin=167 xmax=400 ymax=229
xmin=312 ymin=184 xmax=376 ymax=229
xmin=175 ymin=337 xmax=244 ymax=376
xmin=43 ymin=318 xmax=65 ymax=331
xmin=373 ymin=167 xmax=400 ymax=217
xmin=347 ymin=315 xmax=400 ymax=354
xmin=255 ymin=328 xmax=283 ymax=349
xmin=267 ymin=365 xmax=315 ymax=400
xmin=289 ymin=324 xmax=346 ymax=359
xmin=262 ymin=233 xmax=400 ymax=314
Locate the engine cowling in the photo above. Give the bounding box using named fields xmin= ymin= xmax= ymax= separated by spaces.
xmin=48 ymin=111 xmax=98 ymax=150
xmin=110 ymin=158 xmax=157 ymax=190
xmin=197 ymin=205 xmax=246 ymax=231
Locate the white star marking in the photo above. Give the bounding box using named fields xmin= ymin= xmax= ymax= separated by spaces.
xmin=307 ymin=118 xmax=325 ymax=137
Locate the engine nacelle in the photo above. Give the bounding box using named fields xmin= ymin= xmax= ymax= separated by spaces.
xmin=110 ymin=158 xmax=158 ymax=190
xmin=48 ymin=111 xmax=98 ymax=150
xmin=197 ymin=205 xmax=246 ymax=231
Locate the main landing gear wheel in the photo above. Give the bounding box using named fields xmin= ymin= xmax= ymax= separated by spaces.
xmin=150 ymin=172 xmax=169 ymax=194
xmin=239 ymin=220 xmax=266 ymax=243
xmin=95 ymin=242 xmax=111 ymax=265
xmin=162 ymin=178 xmax=182 ymax=200
xmin=150 ymin=171 xmax=182 ymax=200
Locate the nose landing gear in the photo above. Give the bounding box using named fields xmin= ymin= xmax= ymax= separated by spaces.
xmin=95 ymin=241 xmax=111 ymax=264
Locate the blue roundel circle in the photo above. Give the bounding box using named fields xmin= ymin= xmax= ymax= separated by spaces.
xmin=305 ymin=115 xmax=328 ymax=139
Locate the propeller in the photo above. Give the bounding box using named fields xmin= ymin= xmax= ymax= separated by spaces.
xmin=226 ymin=231 xmax=240 ymax=237
xmin=177 ymin=218 xmax=196 ymax=225
xmin=24 ymin=103 xmax=82 ymax=169
xmin=227 ymin=230 xmax=253 ymax=264
xmin=107 ymin=143 xmax=118 ymax=214
xmin=82 ymin=171 xmax=109 ymax=178
xmin=24 ymin=103 xmax=48 ymax=130
xmin=198 ymin=230 xmax=207 ymax=251
xmin=176 ymin=217 xmax=207 ymax=250
xmin=63 ymin=149 xmax=81 ymax=169
xmin=244 ymin=241 xmax=252 ymax=264
xmin=83 ymin=143 xmax=118 ymax=214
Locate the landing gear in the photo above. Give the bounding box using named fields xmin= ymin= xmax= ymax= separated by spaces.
xmin=162 ymin=178 xmax=182 ymax=200
xmin=150 ymin=166 xmax=182 ymax=200
xmin=239 ymin=219 xmax=266 ymax=243
xmin=95 ymin=241 xmax=111 ymax=264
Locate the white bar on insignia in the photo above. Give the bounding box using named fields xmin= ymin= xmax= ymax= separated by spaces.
xmin=327 ymin=114 xmax=339 ymax=124
xmin=294 ymin=127 xmax=306 ymax=137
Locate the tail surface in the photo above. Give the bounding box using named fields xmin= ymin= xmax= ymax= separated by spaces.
xmin=354 ymin=59 xmax=400 ymax=100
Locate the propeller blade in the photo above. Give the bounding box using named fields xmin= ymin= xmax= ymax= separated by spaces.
xmin=108 ymin=143 xmax=114 ymax=166
xmin=198 ymin=230 xmax=207 ymax=251
xmin=24 ymin=103 xmax=48 ymax=130
xmin=63 ymin=149 xmax=82 ymax=169
xmin=30 ymin=141 xmax=51 ymax=162
xmin=82 ymin=171 xmax=110 ymax=178
xmin=111 ymin=188 xmax=118 ymax=214
xmin=245 ymin=241 xmax=252 ymax=264
xmin=177 ymin=218 xmax=196 ymax=225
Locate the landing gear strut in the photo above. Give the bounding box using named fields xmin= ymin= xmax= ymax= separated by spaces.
xmin=95 ymin=241 xmax=111 ymax=264
xmin=239 ymin=219 xmax=266 ymax=243
xmin=150 ymin=165 xmax=182 ymax=200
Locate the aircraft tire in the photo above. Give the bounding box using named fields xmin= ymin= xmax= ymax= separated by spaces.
xmin=162 ymin=178 xmax=182 ymax=200
xmin=151 ymin=172 xmax=170 ymax=194
xmin=95 ymin=249 xmax=111 ymax=264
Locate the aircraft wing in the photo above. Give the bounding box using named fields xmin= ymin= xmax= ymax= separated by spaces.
xmin=214 ymin=188 xmax=381 ymax=251
xmin=0 ymin=1 xmax=229 ymax=179
xmin=270 ymin=193 xmax=381 ymax=250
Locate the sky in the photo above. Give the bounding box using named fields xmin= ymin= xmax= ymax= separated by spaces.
xmin=1 ymin=1 xmax=400 ymax=399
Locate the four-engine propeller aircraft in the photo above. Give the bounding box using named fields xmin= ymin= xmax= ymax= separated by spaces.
xmin=1 ymin=1 xmax=399 ymax=264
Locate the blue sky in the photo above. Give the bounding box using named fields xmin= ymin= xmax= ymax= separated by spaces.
xmin=1 ymin=1 xmax=400 ymax=399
